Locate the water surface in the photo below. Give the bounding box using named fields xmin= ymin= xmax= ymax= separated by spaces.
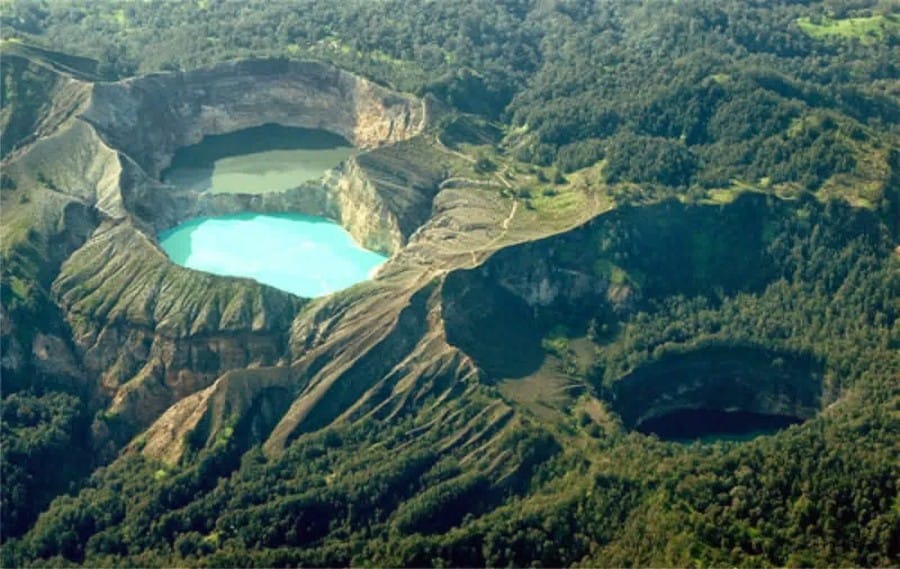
xmin=636 ymin=408 xmax=803 ymax=443
xmin=159 ymin=213 xmax=386 ymax=297
xmin=163 ymin=124 xmax=354 ymax=194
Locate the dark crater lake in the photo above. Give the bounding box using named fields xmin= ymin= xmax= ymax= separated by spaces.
xmin=635 ymin=408 xmax=804 ymax=443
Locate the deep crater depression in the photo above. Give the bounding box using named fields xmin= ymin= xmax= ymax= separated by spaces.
xmin=159 ymin=124 xmax=386 ymax=297
xmin=609 ymin=345 xmax=824 ymax=442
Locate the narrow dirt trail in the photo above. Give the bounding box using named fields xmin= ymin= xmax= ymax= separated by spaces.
xmin=501 ymin=200 xmax=518 ymax=230
xmin=434 ymin=134 xmax=475 ymax=164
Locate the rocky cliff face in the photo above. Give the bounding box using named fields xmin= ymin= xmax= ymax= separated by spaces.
xmin=74 ymin=58 xmax=439 ymax=257
xmin=2 ymin=56 xmax=435 ymax=457
xmin=49 ymin=221 xmax=302 ymax=454
xmin=81 ymin=58 xmax=426 ymax=178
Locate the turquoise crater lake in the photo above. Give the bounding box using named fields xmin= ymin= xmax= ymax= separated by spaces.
xmin=159 ymin=213 xmax=387 ymax=298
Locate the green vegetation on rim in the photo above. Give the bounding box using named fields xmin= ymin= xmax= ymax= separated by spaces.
xmin=797 ymin=13 xmax=900 ymax=45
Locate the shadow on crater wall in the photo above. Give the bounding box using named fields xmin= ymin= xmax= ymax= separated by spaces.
xmin=164 ymin=124 xmax=351 ymax=171
xmin=608 ymin=344 xmax=824 ymax=440
xmin=443 ymin=269 xmax=545 ymax=379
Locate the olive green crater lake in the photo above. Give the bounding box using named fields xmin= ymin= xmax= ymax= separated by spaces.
xmin=162 ymin=124 xmax=355 ymax=194
xmin=159 ymin=125 xmax=385 ymax=298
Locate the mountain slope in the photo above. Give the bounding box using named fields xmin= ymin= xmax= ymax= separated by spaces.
xmin=1 ymin=1 xmax=898 ymax=566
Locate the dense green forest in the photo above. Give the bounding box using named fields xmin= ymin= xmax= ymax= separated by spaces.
xmin=3 ymin=192 xmax=898 ymax=568
xmin=3 ymin=0 xmax=898 ymax=206
xmin=2 ymin=0 xmax=899 ymax=566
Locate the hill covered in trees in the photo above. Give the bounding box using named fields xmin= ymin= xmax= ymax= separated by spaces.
xmin=4 ymin=0 xmax=898 ymax=207
xmin=1 ymin=0 xmax=898 ymax=567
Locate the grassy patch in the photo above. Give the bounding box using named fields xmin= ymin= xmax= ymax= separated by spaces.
xmin=528 ymin=185 xmax=584 ymax=215
xmin=8 ymin=275 xmax=33 ymax=302
xmin=541 ymin=326 xmax=571 ymax=357
xmin=704 ymin=188 xmax=743 ymax=204
xmin=593 ymin=259 xmax=629 ymax=286
xmin=0 ymin=201 xmax=36 ymax=254
xmin=497 ymin=366 xmax=582 ymax=422
xmin=213 ymin=425 xmax=234 ymax=448
xmin=797 ymin=14 xmax=899 ymax=45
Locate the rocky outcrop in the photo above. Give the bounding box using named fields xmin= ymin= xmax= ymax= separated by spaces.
xmin=3 ymin=56 xmax=436 ymax=454
xmin=132 ymin=366 xmax=295 ymax=465
xmin=5 ymin=119 xmax=126 ymax=218
xmin=179 ymin=136 xmax=450 ymax=256
xmin=80 ymin=58 xmax=426 ymax=178
xmin=50 ymin=221 xmax=301 ymax=448
xmin=332 ymin=157 xmax=407 ymax=254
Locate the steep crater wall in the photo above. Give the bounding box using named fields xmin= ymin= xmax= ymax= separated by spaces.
xmin=442 ymin=194 xmax=786 ymax=380
xmin=80 ymin=58 xmax=434 ymax=254
xmin=81 ymin=58 xmax=425 ymax=177
xmin=4 ymin=57 xmax=438 ymax=454
xmin=606 ymin=344 xmax=824 ymax=435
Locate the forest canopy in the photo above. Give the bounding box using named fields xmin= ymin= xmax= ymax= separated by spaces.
xmin=2 ymin=0 xmax=898 ymax=206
